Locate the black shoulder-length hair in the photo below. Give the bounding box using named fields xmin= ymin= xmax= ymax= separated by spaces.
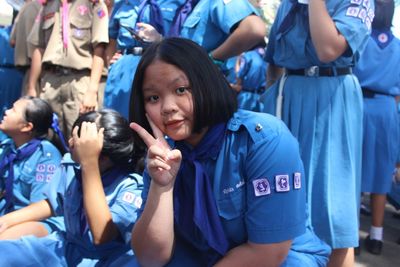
xmin=372 ymin=0 xmax=395 ymax=29
xmin=129 ymin=37 xmax=237 ymax=148
xmin=73 ymin=109 xmax=139 ymax=171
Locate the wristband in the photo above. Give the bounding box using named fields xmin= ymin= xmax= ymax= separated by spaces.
xmin=208 ymin=52 xmax=225 ymax=68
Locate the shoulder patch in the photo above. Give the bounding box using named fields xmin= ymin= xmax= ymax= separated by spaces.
xmin=293 ymin=172 xmax=301 ymax=189
xmin=275 ymin=174 xmax=290 ymax=192
xmin=252 ymin=178 xmax=271 ymax=196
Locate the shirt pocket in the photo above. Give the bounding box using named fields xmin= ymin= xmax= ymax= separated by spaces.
xmin=217 ymin=187 xmax=245 ymax=221
xmin=70 ymin=15 xmax=92 ymax=44
xmin=164 ymin=10 xmax=202 ymax=39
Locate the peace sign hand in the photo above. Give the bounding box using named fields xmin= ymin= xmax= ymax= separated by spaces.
xmin=130 ymin=118 xmax=182 ymax=188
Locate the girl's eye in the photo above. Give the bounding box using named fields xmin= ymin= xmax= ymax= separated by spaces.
xmin=176 ymin=87 xmax=188 ymax=95
xmin=146 ymin=95 xmax=159 ymax=103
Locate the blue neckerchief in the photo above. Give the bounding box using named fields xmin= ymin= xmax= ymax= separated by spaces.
xmin=137 ymin=0 xmax=165 ymax=35
xmin=371 ymin=28 xmax=394 ymax=49
xmin=51 ymin=113 xmax=69 ymax=152
xmin=174 ymin=123 xmax=229 ymax=266
xmin=136 ymin=0 xmax=199 ymax=37
xmin=74 ymin=166 xmax=128 ymax=234
xmin=0 ymin=139 xmax=41 ymax=210
xmin=277 ymin=0 xmax=308 ymax=35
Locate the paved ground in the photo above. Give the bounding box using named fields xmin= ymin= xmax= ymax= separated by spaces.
xmin=355 ymin=196 xmax=400 ymax=267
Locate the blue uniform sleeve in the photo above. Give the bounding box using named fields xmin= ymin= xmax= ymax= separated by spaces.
xmin=244 ymin=120 xmax=307 ymax=244
xmin=28 ymin=142 xmax=62 ymax=203
xmin=45 ymin=164 xmax=68 ymax=216
xmin=109 ymin=173 xmax=144 ymax=244
xmin=210 ymin=0 xmax=257 ymax=34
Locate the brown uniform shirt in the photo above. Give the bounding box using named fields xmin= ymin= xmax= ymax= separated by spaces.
xmin=10 ymin=1 xmax=41 ymax=67
xmin=28 ymin=0 xmax=109 ymax=70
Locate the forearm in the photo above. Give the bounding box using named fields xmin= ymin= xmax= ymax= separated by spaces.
xmin=131 ymin=181 xmax=175 ymax=267
xmin=27 ymin=47 xmax=43 ymax=96
xmin=308 ymin=0 xmax=348 ymax=63
xmin=0 ymin=200 xmax=52 ymax=227
xmin=81 ymin=161 xmax=119 ymax=245
xmin=89 ymin=44 xmax=106 ymax=94
xmin=104 ymin=39 xmax=117 ymax=68
xmin=214 ymin=240 xmax=292 ymax=267
xmin=266 ymin=64 xmax=284 ymax=88
xmin=211 ymin=15 xmax=266 ymax=61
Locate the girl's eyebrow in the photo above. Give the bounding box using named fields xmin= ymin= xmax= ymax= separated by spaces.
xmin=143 ymin=75 xmax=189 ymax=92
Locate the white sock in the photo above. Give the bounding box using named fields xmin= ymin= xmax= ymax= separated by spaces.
xmin=370 ymin=226 xmax=383 ymax=241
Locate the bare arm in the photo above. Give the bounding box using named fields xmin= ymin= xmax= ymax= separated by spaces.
xmin=131 ymin=181 xmax=175 ymax=267
xmin=72 ymin=123 xmax=120 ymax=245
xmin=266 ymin=64 xmax=284 ymax=89
xmin=104 ymin=38 xmax=117 ymax=68
xmin=130 ymin=121 xmax=182 ymax=267
xmin=211 ymin=15 xmax=266 ymax=61
xmin=214 ymin=240 xmax=292 ymax=267
xmin=0 ymin=200 xmax=52 ymax=234
xmin=308 ymin=0 xmax=348 ymax=63
xmin=26 ymin=47 xmax=43 ymax=97
xmin=80 ymin=44 xmax=105 ymax=114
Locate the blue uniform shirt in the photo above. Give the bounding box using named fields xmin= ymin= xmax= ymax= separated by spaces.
xmin=0 ymin=138 xmax=64 ymax=231
xmin=138 ymin=110 xmax=329 ymax=265
xmin=45 ymin=153 xmax=143 ymax=263
xmin=354 ymin=30 xmax=400 ymax=95
xmin=266 ymin=0 xmax=373 ymax=68
xmin=109 ymin=0 xmax=257 ymax=51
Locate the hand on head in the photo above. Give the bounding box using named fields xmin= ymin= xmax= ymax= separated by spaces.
xmin=130 ymin=115 xmax=181 ymax=188
xmin=70 ymin=122 xmax=104 ymax=166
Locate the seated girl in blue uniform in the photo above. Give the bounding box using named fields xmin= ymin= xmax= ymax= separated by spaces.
xmin=225 ymin=47 xmax=267 ymax=112
xmin=0 ymin=109 xmax=143 ymax=266
xmin=0 ymin=96 xmax=64 ymax=239
xmin=129 ymin=38 xmax=330 ymax=267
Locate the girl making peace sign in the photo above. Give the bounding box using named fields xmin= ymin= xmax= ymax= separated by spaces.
xmin=129 ymin=38 xmax=330 ymax=267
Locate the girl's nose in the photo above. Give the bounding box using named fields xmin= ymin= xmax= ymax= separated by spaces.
xmin=161 ymin=97 xmax=178 ymax=114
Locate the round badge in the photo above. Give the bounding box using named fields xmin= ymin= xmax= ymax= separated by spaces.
xmin=378 ymin=33 xmax=388 ymax=43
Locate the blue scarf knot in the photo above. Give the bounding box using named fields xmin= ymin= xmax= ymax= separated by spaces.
xmin=0 ymin=139 xmax=42 ymax=210
xmin=174 ymin=123 xmax=229 ymax=266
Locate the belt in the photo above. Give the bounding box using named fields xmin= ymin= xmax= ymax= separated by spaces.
xmin=286 ymin=66 xmax=352 ymax=77
xmin=362 ymin=87 xmax=394 ymax=98
xmin=0 ymin=64 xmax=15 ymax=68
xmin=123 ymin=47 xmax=144 ymax=55
xmin=241 ymin=87 xmax=265 ymax=94
xmin=43 ymin=64 xmax=91 ymax=75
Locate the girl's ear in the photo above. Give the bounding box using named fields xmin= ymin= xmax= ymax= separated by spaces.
xmin=20 ymin=122 xmax=34 ymax=134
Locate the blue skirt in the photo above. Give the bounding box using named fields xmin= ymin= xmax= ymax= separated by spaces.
xmin=103 ymin=54 xmax=141 ymax=119
xmin=0 ymin=232 xmax=138 ymax=267
xmin=361 ymin=95 xmax=399 ymax=194
xmin=260 ymin=74 xmax=363 ymax=248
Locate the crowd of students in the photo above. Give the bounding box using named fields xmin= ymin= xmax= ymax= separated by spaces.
xmin=0 ymin=0 xmax=399 ymax=266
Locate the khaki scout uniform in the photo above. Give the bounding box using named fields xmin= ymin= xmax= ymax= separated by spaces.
xmin=10 ymin=0 xmax=41 ymax=95
xmin=29 ymin=0 xmax=109 ymax=137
